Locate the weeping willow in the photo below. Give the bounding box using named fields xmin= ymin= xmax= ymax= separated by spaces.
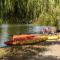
xmin=0 ymin=0 xmax=60 ymax=25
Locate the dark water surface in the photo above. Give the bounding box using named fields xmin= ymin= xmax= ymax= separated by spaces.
xmin=0 ymin=24 xmax=50 ymax=47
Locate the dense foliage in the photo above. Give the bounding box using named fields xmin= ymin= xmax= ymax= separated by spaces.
xmin=0 ymin=0 xmax=60 ymax=26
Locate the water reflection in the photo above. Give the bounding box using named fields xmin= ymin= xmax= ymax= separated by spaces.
xmin=0 ymin=24 xmax=9 ymax=47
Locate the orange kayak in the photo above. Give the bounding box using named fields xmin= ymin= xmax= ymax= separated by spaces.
xmin=5 ymin=34 xmax=48 ymax=45
xmin=12 ymin=34 xmax=35 ymax=42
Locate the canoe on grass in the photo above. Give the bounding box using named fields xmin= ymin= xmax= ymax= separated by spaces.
xmin=5 ymin=34 xmax=48 ymax=45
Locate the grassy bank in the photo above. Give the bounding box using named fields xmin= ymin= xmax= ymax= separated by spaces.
xmin=0 ymin=45 xmax=46 ymax=60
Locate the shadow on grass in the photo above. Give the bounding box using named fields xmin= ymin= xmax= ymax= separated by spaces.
xmin=39 ymin=40 xmax=60 ymax=46
xmin=0 ymin=43 xmax=60 ymax=60
xmin=0 ymin=55 xmax=60 ymax=60
xmin=30 ymin=55 xmax=60 ymax=60
xmin=0 ymin=44 xmax=47 ymax=60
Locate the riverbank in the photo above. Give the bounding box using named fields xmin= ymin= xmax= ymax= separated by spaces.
xmin=0 ymin=33 xmax=60 ymax=60
xmin=0 ymin=45 xmax=45 ymax=60
xmin=0 ymin=40 xmax=60 ymax=60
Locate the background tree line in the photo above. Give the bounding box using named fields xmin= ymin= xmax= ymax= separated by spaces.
xmin=0 ymin=0 xmax=60 ymax=27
